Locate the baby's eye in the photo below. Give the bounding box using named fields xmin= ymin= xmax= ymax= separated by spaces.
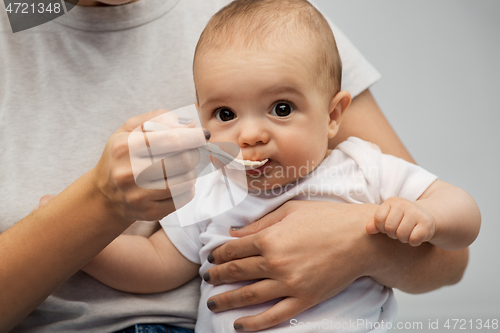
xmin=271 ymin=102 xmax=294 ymax=117
xmin=215 ymin=108 xmax=236 ymax=122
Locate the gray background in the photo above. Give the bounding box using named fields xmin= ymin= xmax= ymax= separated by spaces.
xmin=314 ymin=0 xmax=500 ymax=331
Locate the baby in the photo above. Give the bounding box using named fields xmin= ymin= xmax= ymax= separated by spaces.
xmin=83 ymin=0 xmax=480 ymax=332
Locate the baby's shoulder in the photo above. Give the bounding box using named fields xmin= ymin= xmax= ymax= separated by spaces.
xmin=326 ymin=137 xmax=382 ymax=167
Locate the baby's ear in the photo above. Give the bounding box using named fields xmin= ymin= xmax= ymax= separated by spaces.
xmin=327 ymin=90 xmax=351 ymax=138
xmin=195 ymin=102 xmax=201 ymax=112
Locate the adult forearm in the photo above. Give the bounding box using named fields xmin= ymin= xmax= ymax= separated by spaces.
xmin=368 ymin=233 xmax=468 ymax=294
xmin=0 ymin=109 xmax=205 ymax=331
xmin=0 ymin=170 xmax=131 ymax=332
xmin=329 ymin=89 xmax=415 ymax=164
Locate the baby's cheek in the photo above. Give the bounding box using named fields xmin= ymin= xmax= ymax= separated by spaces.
xmin=208 ymin=131 xmax=230 ymax=144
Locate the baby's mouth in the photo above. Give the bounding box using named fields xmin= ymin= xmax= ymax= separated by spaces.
xmin=234 ymin=158 xmax=269 ymax=170
xmin=225 ymin=157 xmax=269 ymax=171
xmin=244 ymin=159 xmax=272 ymax=175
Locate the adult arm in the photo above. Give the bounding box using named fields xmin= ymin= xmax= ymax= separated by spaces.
xmin=331 ymin=89 xmax=415 ymax=163
xmin=203 ymin=89 xmax=471 ymax=332
xmin=0 ymin=110 xmax=206 ymax=332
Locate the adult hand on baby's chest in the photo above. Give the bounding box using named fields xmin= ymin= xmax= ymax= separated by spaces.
xmin=203 ymin=200 xmax=379 ymax=332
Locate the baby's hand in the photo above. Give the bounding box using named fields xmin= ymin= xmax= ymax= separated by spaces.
xmin=32 ymin=194 xmax=56 ymax=213
xmin=366 ymin=197 xmax=436 ymax=246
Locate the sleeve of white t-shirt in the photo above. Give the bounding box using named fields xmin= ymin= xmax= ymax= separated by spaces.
xmin=160 ymin=171 xmax=232 ymax=265
xmin=309 ymin=1 xmax=382 ymax=97
xmin=337 ymin=137 xmax=438 ymax=203
xmin=377 ymin=152 xmax=438 ymax=202
xmin=160 ymin=212 xmax=205 ymax=265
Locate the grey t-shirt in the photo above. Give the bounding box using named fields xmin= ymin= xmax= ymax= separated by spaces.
xmin=0 ymin=0 xmax=380 ymax=331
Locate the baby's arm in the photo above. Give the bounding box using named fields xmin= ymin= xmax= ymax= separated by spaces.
xmin=82 ymin=229 xmax=199 ymax=293
xmin=366 ymin=180 xmax=480 ymax=250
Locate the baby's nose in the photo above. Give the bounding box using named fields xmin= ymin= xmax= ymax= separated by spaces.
xmin=237 ymin=120 xmax=270 ymax=147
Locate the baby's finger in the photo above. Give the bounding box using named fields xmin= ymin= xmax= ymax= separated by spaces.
xmin=384 ymin=206 xmax=404 ymax=240
xmin=395 ymin=216 xmax=417 ymax=244
xmin=373 ymin=203 xmax=390 ymax=234
xmin=365 ymin=220 xmax=379 ymax=234
xmin=408 ymin=224 xmax=431 ymax=247
xmin=33 ymin=194 xmax=56 ymax=212
xmin=39 ymin=194 xmax=56 ymax=206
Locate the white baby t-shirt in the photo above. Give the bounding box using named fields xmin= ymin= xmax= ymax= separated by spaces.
xmin=161 ymin=137 xmax=438 ymax=333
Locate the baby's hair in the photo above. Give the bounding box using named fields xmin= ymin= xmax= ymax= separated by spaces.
xmin=193 ymin=0 xmax=342 ymax=98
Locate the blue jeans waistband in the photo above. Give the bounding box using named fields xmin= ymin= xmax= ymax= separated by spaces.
xmin=113 ymin=324 xmax=194 ymax=333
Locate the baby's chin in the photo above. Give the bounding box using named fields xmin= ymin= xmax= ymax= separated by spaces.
xmin=245 ymin=176 xmax=303 ymax=194
xmin=220 ymin=167 xmax=291 ymax=192
xmin=222 ymin=159 xmax=323 ymax=193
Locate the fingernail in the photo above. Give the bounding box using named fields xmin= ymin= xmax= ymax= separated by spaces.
xmin=177 ymin=117 xmax=194 ymax=124
xmin=203 ymin=272 xmax=210 ymax=282
xmin=230 ymin=226 xmax=243 ymax=231
xmin=207 ymin=299 xmax=216 ymax=310
xmin=204 ymin=128 xmax=211 ymax=140
xmin=234 ymin=324 xmax=243 ymax=331
xmin=207 ymin=253 xmax=214 ymax=264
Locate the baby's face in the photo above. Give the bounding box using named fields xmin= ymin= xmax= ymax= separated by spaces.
xmin=195 ymin=46 xmax=333 ymax=191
